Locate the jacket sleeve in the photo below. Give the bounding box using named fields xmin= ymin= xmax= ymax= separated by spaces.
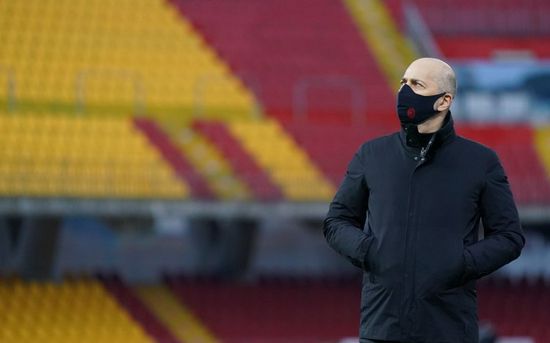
xmin=323 ymin=145 xmax=374 ymax=270
xmin=463 ymin=154 xmax=525 ymax=282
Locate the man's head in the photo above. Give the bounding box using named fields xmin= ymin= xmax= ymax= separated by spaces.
xmin=398 ymin=58 xmax=456 ymax=133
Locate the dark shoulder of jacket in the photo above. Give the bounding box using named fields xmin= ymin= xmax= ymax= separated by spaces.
xmin=453 ymin=135 xmax=500 ymax=171
xmin=357 ymin=132 xmax=400 ymax=161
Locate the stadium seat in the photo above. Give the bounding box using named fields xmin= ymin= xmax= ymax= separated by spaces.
xmin=389 ymin=0 xmax=550 ymax=58
xmin=283 ymin=122 xmax=393 ymax=186
xmin=176 ymin=125 xmax=251 ymax=200
xmin=0 ymin=278 xmax=152 ymax=342
xmin=0 ymin=113 xmax=188 ymax=199
xmin=166 ymin=276 xmax=550 ymax=342
xmin=458 ymin=125 xmax=550 ymax=205
xmin=102 ymin=277 xmax=181 ymax=343
xmin=173 ymin=0 xmax=395 ymax=125
xmin=226 ymin=119 xmax=335 ymax=201
xmin=167 ymin=276 xmax=361 ymax=343
xmin=193 ymin=120 xmax=283 ymax=201
xmin=0 ymin=0 xmax=255 ymax=121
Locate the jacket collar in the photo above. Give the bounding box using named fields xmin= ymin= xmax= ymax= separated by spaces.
xmin=399 ymin=111 xmax=456 ymax=158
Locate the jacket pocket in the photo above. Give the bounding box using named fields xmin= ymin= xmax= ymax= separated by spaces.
xmin=416 ymin=288 xmax=471 ymax=341
xmin=442 ymin=252 xmax=467 ymax=291
xmin=360 ymin=276 xmax=401 ymax=339
xmin=417 ymin=236 xmax=465 ymax=296
xmin=364 ymin=234 xmax=378 ymax=281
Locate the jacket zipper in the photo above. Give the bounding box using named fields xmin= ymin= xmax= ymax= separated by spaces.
xmin=401 ymin=133 xmax=436 ymax=336
xmin=418 ymin=134 xmax=436 ymax=164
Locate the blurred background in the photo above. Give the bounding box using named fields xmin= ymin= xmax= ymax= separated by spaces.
xmin=0 ymin=0 xmax=549 ymax=342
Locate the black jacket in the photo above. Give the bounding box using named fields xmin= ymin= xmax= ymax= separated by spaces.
xmin=323 ymin=114 xmax=525 ymax=343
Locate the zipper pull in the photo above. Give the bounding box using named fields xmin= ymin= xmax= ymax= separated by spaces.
xmin=418 ymin=135 xmax=435 ymax=164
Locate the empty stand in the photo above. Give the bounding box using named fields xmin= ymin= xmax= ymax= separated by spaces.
xmin=435 ymin=37 xmax=550 ymax=59
xmin=478 ymin=278 xmax=550 ymax=343
xmin=285 ymin=122 xmax=550 ymax=205
xmin=343 ymin=0 xmax=416 ymax=86
xmin=0 ymin=0 xmax=255 ymax=120
xmin=167 ymin=276 xmax=361 ymax=342
xmin=391 ymin=0 xmax=550 ymax=58
xmin=227 ymin=119 xmax=335 ymax=201
xmin=535 ymin=127 xmax=550 ymax=186
xmin=0 ymin=113 xmax=188 ymax=199
xmin=167 ymin=276 xmax=550 ymax=342
xmin=134 ymin=285 xmax=218 ymax=343
xmin=134 ymin=117 xmax=213 ymax=199
xmin=409 ymin=0 xmax=550 ymax=36
xmin=174 ymin=0 xmax=395 ymax=125
xmin=0 ymin=279 xmax=153 ymax=342
xmin=194 ymin=120 xmax=282 ymax=201
xmin=284 ymin=122 xmax=394 ymax=186
xmin=457 ymin=125 xmax=550 ymax=205
xmin=102 ymin=277 xmax=180 ymax=343
xmin=176 ymin=126 xmax=251 ymax=200
xmin=1 ymin=276 xmax=547 ymax=343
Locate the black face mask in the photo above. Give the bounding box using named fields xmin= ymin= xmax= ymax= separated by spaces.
xmin=397 ymin=84 xmax=446 ymax=125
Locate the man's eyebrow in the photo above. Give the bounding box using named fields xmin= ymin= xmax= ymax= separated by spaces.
xmin=400 ymin=77 xmax=425 ymax=85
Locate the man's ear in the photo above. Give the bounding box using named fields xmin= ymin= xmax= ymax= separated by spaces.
xmin=435 ymin=94 xmax=453 ymax=112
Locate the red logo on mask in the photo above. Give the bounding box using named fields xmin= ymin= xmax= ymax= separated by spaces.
xmin=407 ymin=107 xmax=415 ymax=119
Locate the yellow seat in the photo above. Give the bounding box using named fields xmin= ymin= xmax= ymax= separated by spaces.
xmin=0 ymin=279 xmax=152 ymax=342
xmin=0 ymin=112 xmax=188 ymax=199
xmin=228 ymin=118 xmax=335 ymax=201
xmin=0 ymin=0 xmax=257 ymax=122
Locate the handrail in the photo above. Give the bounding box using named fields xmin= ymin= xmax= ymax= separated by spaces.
xmin=75 ymin=69 xmax=146 ymax=115
xmin=403 ymin=1 xmax=442 ymax=58
xmin=0 ymin=64 xmax=16 ymax=113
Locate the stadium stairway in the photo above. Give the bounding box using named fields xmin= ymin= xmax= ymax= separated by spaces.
xmin=173 ymin=126 xmax=251 ymax=201
xmin=535 ymin=127 xmax=550 ymax=189
xmin=172 ymin=0 xmax=395 ymax=126
xmin=133 ymin=285 xmax=218 ymax=343
xmin=225 ymin=119 xmax=335 ymax=201
xmin=193 ymin=120 xmax=283 ymax=201
xmin=343 ymin=0 xmax=416 ymax=87
xmin=134 ymin=117 xmax=213 ymax=199
xmin=0 ymin=113 xmax=188 ymax=199
xmin=102 ymin=277 xmax=181 ymax=343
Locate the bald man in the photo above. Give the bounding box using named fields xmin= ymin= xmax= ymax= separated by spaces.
xmin=324 ymin=58 xmax=524 ymax=343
